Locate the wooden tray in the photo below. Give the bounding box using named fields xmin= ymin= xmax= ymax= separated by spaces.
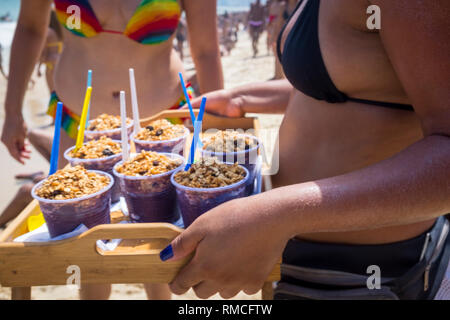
xmin=0 ymin=110 xmax=280 ymax=299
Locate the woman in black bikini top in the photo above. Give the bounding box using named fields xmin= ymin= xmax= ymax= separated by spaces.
xmin=278 ymin=0 xmax=413 ymax=110
xmin=163 ymin=0 xmax=450 ymax=300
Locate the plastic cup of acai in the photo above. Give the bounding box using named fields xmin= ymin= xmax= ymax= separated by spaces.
xmin=171 ymin=164 xmax=249 ymax=228
xmin=64 ymin=143 xmax=122 ymax=202
xmin=201 ymin=134 xmax=259 ymax=196
xmin=84 ymin=120 xmax=133 ymax=141
xmin=113 ymin=153 xmax=185 ymax=223
xmin=133 ymin=127 xmax=189 ymax=156
xmin=31 ymin=171 xmax=113 ymax=238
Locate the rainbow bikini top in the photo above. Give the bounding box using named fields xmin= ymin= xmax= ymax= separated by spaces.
xmin=54 ymin=0 xmax=181 ymax=45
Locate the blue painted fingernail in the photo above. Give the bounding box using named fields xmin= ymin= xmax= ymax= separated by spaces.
xmin=160 ymin=245 xmax=173 ymax=261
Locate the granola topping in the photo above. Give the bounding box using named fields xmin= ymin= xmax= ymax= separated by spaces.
xmin=87 ymin=114 xmax=132 ymax=131
xmin=173 ymin=158 xmax=246 ymax=188
xmin=202 ymin=131 xmax=258 ymax=153
xmin=36 ymin=166 xmax=110 ymax=200
xmin=116 ymin=151 xmax=182 ymax=176
xmin=69 ymin=136 xmax=121 ymax=159
xmin=135 ymin=119 xmax=186 ymax=141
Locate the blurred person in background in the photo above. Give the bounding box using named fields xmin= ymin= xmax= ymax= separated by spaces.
xmin=220 ymin=11 xmax=236 ymax=56
xmin=282 ymin=0 xmax=299 ymax=22
xmin=267 ymin=0 xmax=286 ymax=79
xmin=247 ymin=0 xmax=266 ymax=58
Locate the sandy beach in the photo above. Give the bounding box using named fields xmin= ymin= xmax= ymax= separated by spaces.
xmin=0 ymin=29 xmax=283 ymax=300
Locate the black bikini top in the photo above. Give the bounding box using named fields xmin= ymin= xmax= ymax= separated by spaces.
xmin=277 ymin=0 xmax=414 ymax=111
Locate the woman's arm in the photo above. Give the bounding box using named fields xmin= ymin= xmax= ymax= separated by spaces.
xmin=1 ymin=0 xmax=52 ymax=163
xmin=164 ymin=0 xmax=450 ymax=299
xmin=264 ymin=135 xmax=450 ymax=236
xmin=186 ymin=79 xmax=293 ymax=117
xmin=233 ymin=79 xmax=293 ymax=114
xmin=183 ymin=0 xmax=223 ymax=93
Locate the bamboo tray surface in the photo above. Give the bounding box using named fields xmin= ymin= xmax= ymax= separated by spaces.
xmin=0 ymin=110 xmax=280 ymax=287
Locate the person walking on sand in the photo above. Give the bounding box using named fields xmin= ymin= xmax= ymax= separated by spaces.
xmin=247 ymin=0 xmax=266 ymax=58
xmin=2 ymin=0 xmax=223 ymax=301
xmin=220 ymin=12 xmax=235 ymax=56
xmin=267 ymin=0 xmax=286 ymax=79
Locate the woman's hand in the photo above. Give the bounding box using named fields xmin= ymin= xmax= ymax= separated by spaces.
xmin=160 ymin=195 xmax=291 ymax=299
xmin=183 ymin=80 xmax=293 ymax=117
xmin=182 ymin=89 xmax=244 ymax=118
xmin=1 ymin=114 xmax=31 ymax=164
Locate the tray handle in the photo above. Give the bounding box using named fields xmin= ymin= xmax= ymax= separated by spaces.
xmin=79 ymin=223 xmax=280 ymax=282
xmin=79 ymin=222 xmax=183 ymax=242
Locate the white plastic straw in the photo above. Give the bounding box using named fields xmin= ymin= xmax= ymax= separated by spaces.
xmin=129 ymin=68 xmax=141 ymax=136
xmin=120 ymin=91 xmax=129 ymax=161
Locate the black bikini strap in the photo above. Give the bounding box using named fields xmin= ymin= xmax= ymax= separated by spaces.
xmin=346 ymin=97 xmax=414 ymax=111
xmin=276 ymin=0 xmax=305 ymax=62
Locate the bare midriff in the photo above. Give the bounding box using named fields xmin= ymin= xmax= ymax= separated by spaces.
xmin=272 ymin=92 xmax=436 ymax=244
xmin=54 ymin=33 xmax=184 ymax=117
xmin=272 ymin=0 xmax=437 ymax=244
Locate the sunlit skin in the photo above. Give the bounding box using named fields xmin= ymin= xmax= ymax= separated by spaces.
xmin=171 ymin=0 xmax=450 ymax=299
